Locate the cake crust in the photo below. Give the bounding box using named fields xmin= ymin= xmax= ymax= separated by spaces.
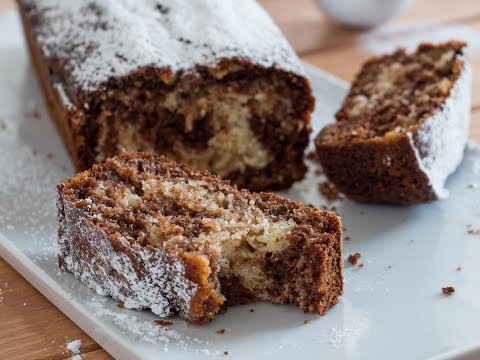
xmin=57 ymin=151 xmax=343 ymax=323
xmin=315 ymin=41 xmax=471 ymax=204
xmin=18 ymin=0 xmax=314 ymax=191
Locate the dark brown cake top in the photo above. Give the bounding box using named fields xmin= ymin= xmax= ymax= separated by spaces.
xmin=20 ymin=0 xmax=304 ymax=93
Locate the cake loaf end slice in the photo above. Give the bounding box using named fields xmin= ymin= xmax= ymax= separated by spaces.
xmin=57 ymin=151 xmax=343 ymax=323
xmin=315 ymin=41 xmax=471 ymax=204
xmin=19 ymin=0 xmax=314 ymax=191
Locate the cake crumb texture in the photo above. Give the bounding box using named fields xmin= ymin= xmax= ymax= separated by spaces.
xmin=315 ymin=41 xmax=471 ymax=204
xmin=57 ymin=151 xmax=343 ymax=323
xmin=18 ymin=0 xmax=314 ymax=191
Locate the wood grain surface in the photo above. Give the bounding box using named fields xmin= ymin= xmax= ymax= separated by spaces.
xmin=0 ymin=0 xmax=479 ymax=359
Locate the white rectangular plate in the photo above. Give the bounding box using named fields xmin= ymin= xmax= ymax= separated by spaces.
xmin=1 ymin=10 xmax=480 ymax=360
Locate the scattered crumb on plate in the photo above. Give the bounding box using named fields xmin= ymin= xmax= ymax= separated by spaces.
xmin=347 ymin=253 xmax=361 ymax=266
xmin=154 ymin=320 xmax=173 ymax=326
xmin=442 ymin=286 xmax=455 ymax=295
xmin=319 ymin=204 xmax=337 ymax=212
xmin=318 ymin=180 xmax=341 ymax=201
xmin=466 ymin=224 xmax=480 ymax=235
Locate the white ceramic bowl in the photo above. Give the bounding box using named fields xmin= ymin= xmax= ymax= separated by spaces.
xmin=314 ymin=0 xmax=414 ymax=28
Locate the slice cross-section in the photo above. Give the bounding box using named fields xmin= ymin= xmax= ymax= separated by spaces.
xmin=57 ymin=151 xmax=343 ymax=323
xmin=315 ymin=41 xmax=471 ymax=204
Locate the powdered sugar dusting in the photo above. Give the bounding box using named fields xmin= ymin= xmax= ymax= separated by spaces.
xmin=0 ymin=110 xmax=63 ymax=259
xmin=322 ymin=316 xmax=368 ymax=349
xmin=66 ymin=339 xmax=82 ymax=359
xmin=407 ymin=55 xmax=472 ymax=198
xmin=86 ymin=295 xmax=219 ymax=354
xmin=53 ymin=83 xmax=74 ymax=110
xmin=58 ymin=191 xmax=198 ymax=319
xmin=22 ymin=0 xmax=303 ymax=95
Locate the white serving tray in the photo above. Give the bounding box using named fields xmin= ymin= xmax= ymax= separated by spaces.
xmin=1 ymin=10 xmax=480 ymax=360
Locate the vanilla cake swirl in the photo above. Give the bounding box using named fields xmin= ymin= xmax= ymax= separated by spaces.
xmin=57 ymin=151 xmax=343 ymax=323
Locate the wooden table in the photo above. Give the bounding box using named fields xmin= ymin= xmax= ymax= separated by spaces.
xmin=0 ymin=0 xmax=479 ymax=359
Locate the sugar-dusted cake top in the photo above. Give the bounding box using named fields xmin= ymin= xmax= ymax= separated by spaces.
xmin=20 ymin=0 xmax=304 ymax=92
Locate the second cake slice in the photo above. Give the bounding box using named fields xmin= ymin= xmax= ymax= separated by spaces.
xmin=57 ymin=151 xmax=343 ymax=323
xmin=315 ymin=41 xmax=471 ymax=204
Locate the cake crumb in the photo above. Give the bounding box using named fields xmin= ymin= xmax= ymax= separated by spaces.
xmin=345 ymin=236 xmax=351 ymax=241
xmin=216 ymin=328 xmax=225 ymax=335
xmin=154 ymin=320 xmax=173 ymax=326
xmin=467 ymin=226 xmax=480 ymax=235
xmin=358 ymin=263 xmax=364 ymax=268
xmin=31 ymin=108 xmax=40 ymax=119
xmin=306 ymin=150 xmax=318 ymax=161
xmin=317 ymin=180 xmax=341 ymax=201
xmin=46 ymin=152 xmax=54 ymax=160
xmin=303 ymin=319 xmax=310 ymax=324
xmin=347 ymin=253 xmax=361 ymax=266
xmin=442 ymin=286 xmax=455 ymax=295
xmin=0 ymin=120 xmax=6 ymax=130
xmin=456 ymin=266 xmax=462 ymax=272
xmin=117 ymin=303 xmax=124 ymax=308
xmin=249 ymin=308 xmax=254 ymax=313
xmin=319 ymin=204 xmax=337 ymax=212
xmin=224 ymin=351 xmax=230 ymax=356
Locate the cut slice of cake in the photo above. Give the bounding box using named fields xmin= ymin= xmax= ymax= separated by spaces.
xmin=57 ymin=151 xmax=343 ymax=323
xmin=315 ymin=41 xmax=471 ymax=204
xmin=18 ymin=0 xmax=314 ymax=191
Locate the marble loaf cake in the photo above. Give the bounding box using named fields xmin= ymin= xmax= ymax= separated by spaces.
xmin=57 ymin=151 xmax=343 ymax=323
xmin=18 ymin=0 xmax=314 ymax=191
xmin=315 ymin=41 xmax=471 ymax=204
